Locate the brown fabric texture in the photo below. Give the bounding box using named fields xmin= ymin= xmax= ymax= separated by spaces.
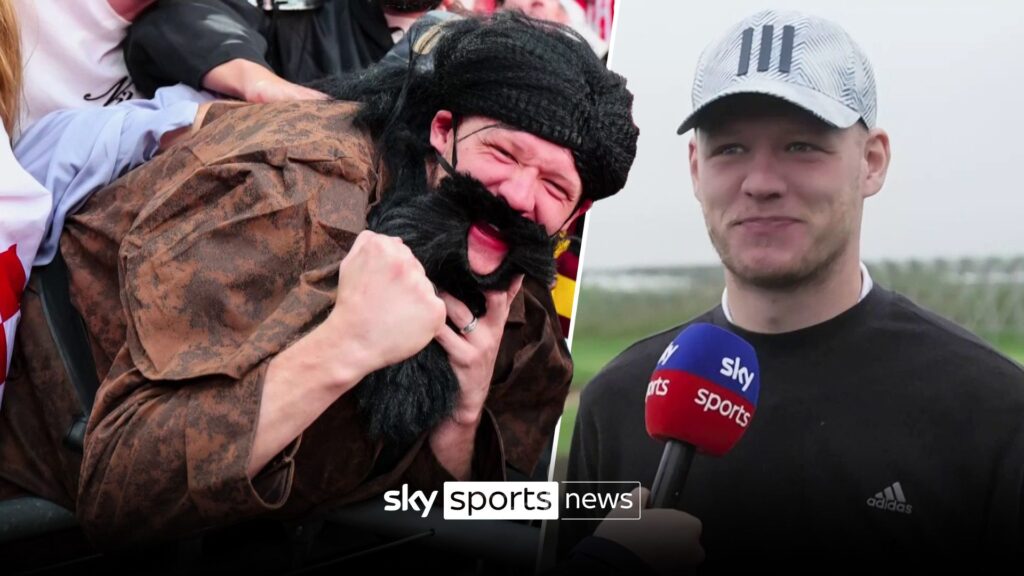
xmin=0 ymin=100 xmax=572 ymax=547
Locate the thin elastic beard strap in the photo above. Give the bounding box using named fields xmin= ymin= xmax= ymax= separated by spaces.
xmin=435 ymin=114 xmax=464 ymax=176
xmin=450 ymin=114 xmax=460 ymax=169
xmin=435 ymin=151 xmax=457 ymax=177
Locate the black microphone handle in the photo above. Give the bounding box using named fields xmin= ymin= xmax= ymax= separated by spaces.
xmin=648 ymin=440 xmax=696 ymax=509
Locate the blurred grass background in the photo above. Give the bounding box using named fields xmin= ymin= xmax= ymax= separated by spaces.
xmin=555 ymin=257 xmax=1024 ymax=460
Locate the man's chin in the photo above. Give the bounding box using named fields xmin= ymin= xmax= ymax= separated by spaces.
xmin=723 ymin=254 xmax=819 ymax=291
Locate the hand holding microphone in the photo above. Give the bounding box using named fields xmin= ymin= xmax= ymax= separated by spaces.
xmin=595 ymin=487 xmax=705 ymax=575
xmin=576 ymin=325 xmax=757 ymax=575
xmin=645 ymin=323 xmax=761 ymax=509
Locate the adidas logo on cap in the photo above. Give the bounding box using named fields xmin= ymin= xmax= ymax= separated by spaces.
xmin=866 ymin=481 xmax=912 ymax=515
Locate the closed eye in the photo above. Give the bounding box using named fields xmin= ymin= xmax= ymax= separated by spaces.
xmin=544 ymin=179 xmax=569 ymax=200
xmin=491 ymin=145 xmax=516 ymax=162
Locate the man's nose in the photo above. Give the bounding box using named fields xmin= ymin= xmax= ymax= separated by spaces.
xmin=739 ymin=151 xmax=787 ymax=200
xmin=496 ymin=167 xmax=539 ymax=217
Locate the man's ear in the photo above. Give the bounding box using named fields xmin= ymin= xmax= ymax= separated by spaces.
xmin=689 ymin=136 xmax=701 ymax=201
xmin=862 ymin=127 xmax=890 ymax=200
xmin=429 ymin=109 xmax=455 ymax=157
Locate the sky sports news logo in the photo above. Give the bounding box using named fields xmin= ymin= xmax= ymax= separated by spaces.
xmin=382 ymin=481 xmax=641 ymax=520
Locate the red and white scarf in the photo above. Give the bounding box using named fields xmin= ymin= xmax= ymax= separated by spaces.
xmin=1 ymin=122 xmax=52 ymax=410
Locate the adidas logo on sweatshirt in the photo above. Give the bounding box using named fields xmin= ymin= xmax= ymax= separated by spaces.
xmin=866 ymin=481 xmax=912 ymax=515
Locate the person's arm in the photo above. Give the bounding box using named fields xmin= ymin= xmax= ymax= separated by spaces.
xmin=124 ymin=0 xmax=265 ymax=95
xmin=76 ymin=229 xmax=448 ymax=545
xmin=248 ymin=231 xmax=447 ymax=477
xmin=429 ymin=276 xmax=524 ymax=479
xmin=125 ymin=0 xmax=326 ymax=102
xmin=13 ymin=85 xmax=213 ymax=268
xmin=201 ymin=58 xmax=329 ymax=103
xmin=425 ymin=417 xmax=482 ymax=481
xmin=65 ymin=98 xmax=452 ymax=543
xmin=400 ymin=277 xmax=572 ymax=488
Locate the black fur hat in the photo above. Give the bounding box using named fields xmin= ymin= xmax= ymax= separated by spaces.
xmin=429 ymin=12 xmax=639 ymax=201
xmin=318 ymin=11 xmax=639 ymax=202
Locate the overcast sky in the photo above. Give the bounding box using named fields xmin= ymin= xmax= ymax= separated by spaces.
xmin=581 ymin=0 xmax=1024 ymax=269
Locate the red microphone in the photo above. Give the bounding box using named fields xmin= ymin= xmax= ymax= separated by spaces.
xmin=645 ymin=323 xmax=760 ymax=508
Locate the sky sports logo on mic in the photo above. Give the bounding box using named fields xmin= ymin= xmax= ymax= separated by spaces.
xmin=645 ymin=323 xmax=760 ymax=456
xmin=382 ymin=481 xmax=641 ymax=520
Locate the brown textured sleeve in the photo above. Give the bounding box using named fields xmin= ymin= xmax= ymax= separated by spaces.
xmin=76 ymin=350 xmax=298 ymax=546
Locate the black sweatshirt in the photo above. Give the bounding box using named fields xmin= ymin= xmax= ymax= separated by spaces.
xmin=559 ymin=285 xmax=1024 ymax=571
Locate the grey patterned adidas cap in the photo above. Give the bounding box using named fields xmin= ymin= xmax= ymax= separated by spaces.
xmin=677 ymin=10 xmax=876 ymax=134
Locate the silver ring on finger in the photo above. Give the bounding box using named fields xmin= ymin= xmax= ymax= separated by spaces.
xmin=460 ymin=316 xmax=479 ymax=335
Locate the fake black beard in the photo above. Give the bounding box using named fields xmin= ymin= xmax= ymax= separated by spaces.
xmin=353 ymin=172 xmax=558 ymax=446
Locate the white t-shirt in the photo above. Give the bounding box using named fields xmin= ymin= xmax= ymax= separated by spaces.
xmin=15 ymin=0 xmax=136 ymax=137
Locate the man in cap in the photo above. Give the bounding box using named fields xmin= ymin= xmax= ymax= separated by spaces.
xmin=0 ymin=11 xmax=638 ymax=546
xmin=562 ymin=9 xmax=1024 ymax=569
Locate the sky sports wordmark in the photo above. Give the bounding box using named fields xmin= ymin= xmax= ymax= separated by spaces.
xmin=382 ymin=481 xmax=641 ymax=521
